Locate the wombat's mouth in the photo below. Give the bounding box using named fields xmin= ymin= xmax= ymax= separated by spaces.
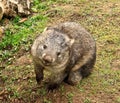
xmin=41 ymin=54 xmax=55 ymax=65
xmin=42 ymin=61 xmax=52 ymax=66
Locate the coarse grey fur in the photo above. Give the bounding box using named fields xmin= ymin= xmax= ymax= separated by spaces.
xmin=31 ymin=22 xmax=96 ymax=89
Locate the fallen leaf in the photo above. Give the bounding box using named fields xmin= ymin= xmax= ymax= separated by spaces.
xmin=19 ymin=18 xmax=28 ymax=23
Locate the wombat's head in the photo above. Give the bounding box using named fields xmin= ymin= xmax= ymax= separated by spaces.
xmin=32 ymin=27 xmax=74 ymax=69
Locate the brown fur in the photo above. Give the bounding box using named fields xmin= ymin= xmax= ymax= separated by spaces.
xmin=31 ymin=22 xmax=96 ymax=89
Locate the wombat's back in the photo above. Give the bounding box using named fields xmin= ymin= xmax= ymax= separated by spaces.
xmin=54 ymin=22 xmax=96 ymax=51
xmin=54 ymin=22 xmax=96 ymax=71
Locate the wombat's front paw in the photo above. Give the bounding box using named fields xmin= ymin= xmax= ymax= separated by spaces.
xmin=46 ymin=83 xmax=59 ymax=90
xmin=36 ymin=77 xmax=43 ymax=85
xmin=48 ymin=85 xmax=57 ymax=90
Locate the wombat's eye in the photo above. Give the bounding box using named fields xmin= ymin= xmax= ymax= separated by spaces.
xmin=57 ymin=52 xmax=61 ymax=57
xmin=43 ymin=45 xmax=47 ymax=49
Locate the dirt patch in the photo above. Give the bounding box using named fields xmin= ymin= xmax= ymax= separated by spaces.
xmin=47 ymin=3 xmax=81 ymax=26
xmin=14 ymin=55 xmax=32 ymax=66
xmin=111 ymin=49 xmax=120 ymax=70
xmin=111 ymin=59 xmax=120 ymax=70
xmin=0 ymin=77 xmax=4 ymax=87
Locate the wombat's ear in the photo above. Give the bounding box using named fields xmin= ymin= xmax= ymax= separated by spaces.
xmin=67 ymin=39 xmax=74 ymax=47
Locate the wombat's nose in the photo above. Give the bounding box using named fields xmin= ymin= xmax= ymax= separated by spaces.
xmin=42 ymin=54 xmax=53 ymax=64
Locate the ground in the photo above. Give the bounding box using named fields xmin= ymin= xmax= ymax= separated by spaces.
xmin=0 ymin=0 xmax=120 ymax=103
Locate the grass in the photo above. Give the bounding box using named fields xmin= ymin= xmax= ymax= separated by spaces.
xmin=0 ymin=0 xmax=50 ymax=65
xmin=67 ymin=92 xmax=74 ymax=103
xmin=0 ymin=0 xmax=120 ymax=103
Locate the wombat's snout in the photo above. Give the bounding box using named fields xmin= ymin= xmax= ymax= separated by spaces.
xmin=42 ymin=54 xmax=54 ymax=64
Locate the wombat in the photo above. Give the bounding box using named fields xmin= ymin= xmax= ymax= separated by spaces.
xmin=31 ymin=22 xmax=96 ymax=89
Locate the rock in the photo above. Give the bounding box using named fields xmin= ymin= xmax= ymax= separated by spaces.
xmin=0 ymin=0 xmax=31 ymax=20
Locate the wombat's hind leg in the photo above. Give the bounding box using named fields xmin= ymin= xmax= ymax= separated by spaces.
xmin=80 ymin=54 xmax=96 ymax=78
xmin=67 ymin=70 xmax=82 ymax=85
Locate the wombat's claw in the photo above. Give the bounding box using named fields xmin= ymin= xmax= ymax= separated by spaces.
xmin=47 ymin=89 xmax=56 ymax=93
